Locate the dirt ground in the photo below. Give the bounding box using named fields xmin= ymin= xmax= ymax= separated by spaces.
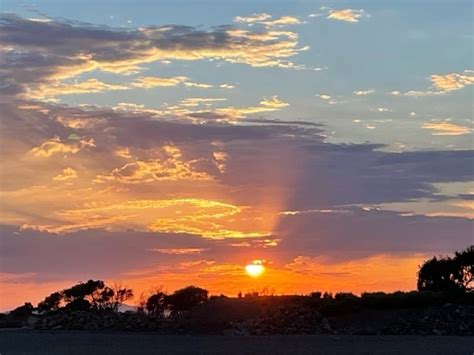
xmin=1 ymin=330 xmax=473 ymax=354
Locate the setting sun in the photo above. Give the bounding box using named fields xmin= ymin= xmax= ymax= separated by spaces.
xmin=245 ymin=261 xmax=266 ymax=278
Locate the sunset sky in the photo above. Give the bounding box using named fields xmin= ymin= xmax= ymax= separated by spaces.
xmin=0 ymin=0 xmax=473 ymax=311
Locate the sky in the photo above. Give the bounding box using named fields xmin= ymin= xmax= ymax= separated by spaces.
xmin=0 ymin=0 xmax=473 ymax=310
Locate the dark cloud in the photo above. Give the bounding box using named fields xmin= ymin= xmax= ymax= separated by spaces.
xmin=275 ymin=207 xmax=474 ymax=261
xmin=0 ymin=14 xmax=304 ymax=96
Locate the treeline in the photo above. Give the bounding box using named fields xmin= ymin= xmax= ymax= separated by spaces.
xmin=9 ymin=282 xmax=210 ymax=320
xmin=5 ymin=245 xmax=473 ymax=321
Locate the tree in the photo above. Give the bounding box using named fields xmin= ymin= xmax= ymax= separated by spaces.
xmin=37 ymin=292 xmax=63 ymax=312
xmin=165 ymin=286 xmax=208 ymax=316
xmin=62 ymin=280 xmax=115 ymax=310
xmin=111 ymin=282 xmax=134 ymax=312
xmin=146 ymin=291 xmax=167 ymax=317
xmin=418 ymin=246 xmax=474 ymax=292
xmin=454 ymin=246 xmax=474 ymax=291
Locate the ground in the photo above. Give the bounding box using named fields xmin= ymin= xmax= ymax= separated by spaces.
xmin=1 ymin=330 xmax=473 ymax=354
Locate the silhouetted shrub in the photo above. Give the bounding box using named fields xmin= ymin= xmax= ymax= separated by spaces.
xmin=10 ymin=303 xmax=34 ymax=318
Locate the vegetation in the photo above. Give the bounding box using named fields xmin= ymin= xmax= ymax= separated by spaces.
xmin=417 ymin=246 xmax=473 ymax=293
xmin=0 ymin=246 xmax=472 ymax=334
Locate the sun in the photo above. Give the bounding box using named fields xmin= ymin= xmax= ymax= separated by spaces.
xmin=245 ymin=260 xmax=265 ymax=278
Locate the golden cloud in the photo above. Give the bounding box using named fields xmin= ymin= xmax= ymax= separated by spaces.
xmin=234 ymin=13 xmax=301 ymax=27
xmin=53 ymin=167 xmax=78 ymax=181
xmin=131 ymin=76 xmax=188 ymax=88
xmin=22 ymin=198 xmax=268 ymax=238
xmin=24 ymin=78 xmax=128 ymax=100
xmin=30 ymin=137 xmax=95 ymax=157
xmin=422 ymin=120 xmax=471 ymax=136
xmin=430 ymin=72 xmax=474 ymax=92
xmin=327 ymin=9 xmax=366 ymax=23
xmin=95 ymin=145 xmax=212 ymax=184
xmin=260 ymin=95 xmax=290 ymax=109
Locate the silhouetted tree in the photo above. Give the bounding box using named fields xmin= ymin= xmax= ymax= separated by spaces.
xmin=37 ymin=292 xmax=63 ymax=312
xmin=454 ymin=246 xmax=474 ymax=291
xmin=111 ymin=283 xmax=134 ymax=311
xmin=62 ymin=280 xmax=115 ymax=310
xmin=418 ymin=246 xmax=474 ymax=292
xmin=146 ymin=291 xmax=166 ymax=317
xmin=165 ymin=286 xmax=208 ymax=316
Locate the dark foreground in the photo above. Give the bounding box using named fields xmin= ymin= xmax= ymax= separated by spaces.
xmin=1 ymin=330 xmax=473 ymax=355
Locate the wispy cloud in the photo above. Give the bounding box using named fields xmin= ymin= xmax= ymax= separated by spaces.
xmin=25 ymin=78 xmax=128 ymax=100
xmin=353 ymin=89 xmax=375 ymax=96
xmin=422 ymin=120 xmax=472 ymax=136
xmin=390 ymin=70 xmax=473 ymax=97
xmin=234 ymin=13 xmax=302 ymax=27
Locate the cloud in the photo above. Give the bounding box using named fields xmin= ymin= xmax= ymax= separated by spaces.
xmin=131 ymin=76 xmax=217 ymax=89
xmin=390 ymin=70 xmax=473 ymax=97
xmin=95 ymin=145 xmax=213 ymax=184
xmin=30 ymin=137 xmax=95 ymax=157
xmin=22 ymin=198 xmax=268 ymax=239
xmin=422 ymin=120 xmax=472 ymax=136
xmin=234 ymin=13 xmax=302 ymax=27
xmin=327 ymin=9 xmax=366 ymax=23
xmin=0 ymin=14 xmax=308 ymax=100
xmin=184 ymin=82 xmax=214 ymax=89
xmin=430 ymin=72 xmax=474 ymax=92
xmin=353 ymin=89 xmax=375 ymax=96
xmin=53 ymin=167 xmax=78 ymax=181
xmin=234 ymin=13 xmax=272 ymax=24
xmin=389 ymin=90 xmax=444 ymax=97
xmin=152 ymin=248 xmax=206 ymax=255
xmin=318 ymin=94 xmax=332 ymax=100
xmin=260 ymin=96 xmax=289 ymax=109
xmin=131 ymin=76 xmax=189 ymax=88
xmin=25 ymin=78 xmax=128 ymax=100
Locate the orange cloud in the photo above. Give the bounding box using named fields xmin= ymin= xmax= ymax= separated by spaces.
xmin=53 ymin=167 xmax=78 ymax=181
xmin=30 ymin=137 xmax=95 ymax=157
xmin=152 ymin=248 xmax=207 ymax=255
xmin=15 ymin=197 xmax=269 ymax=239
xmin=422 ymin=120 xmax=471 ymax=136
xmin=95 ymin=145 xmax=212 ymax=184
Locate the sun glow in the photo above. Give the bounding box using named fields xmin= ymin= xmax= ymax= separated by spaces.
xmin=245 ymin=260 xmax=265 ymax=278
